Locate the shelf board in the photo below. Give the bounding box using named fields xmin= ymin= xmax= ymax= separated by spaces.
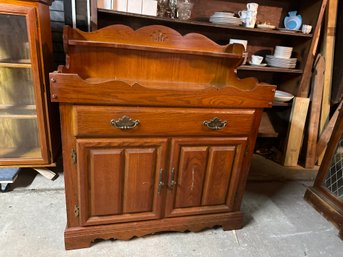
xmin=0 ymin=147 xmax=42 ymax=159
xmin=0 ymin=114 xmax=37 ymax=119
xmin=0 ymin=104 xmax=37 ymax=118
xmin=238 ymin=65 xmax=303 ymax=74
xmin=272 ymin=101 xmax=292 ymax=107
xmin=258 ymin=112 xmax=278 ymax=138
xmin=98 ymin=9 xmax=313 ymax=38
xmin=0 ymin=59 xmax=32 ymax=69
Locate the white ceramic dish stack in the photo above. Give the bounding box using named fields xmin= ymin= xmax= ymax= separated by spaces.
xmin=266 ymin=46 xmax=297 ymax=69
xmin=209 ymin=12 xmax=242 ymax=26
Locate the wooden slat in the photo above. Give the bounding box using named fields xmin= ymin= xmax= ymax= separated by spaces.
xmin=305 ymin=55 xmax=325 ymax=168
xmin=297 ymin=0 xmax=328 ymax=97
xmin=318 ymin=0 xmax=339 ymax=164
xmin=316 ymin=101 xmax=342 ymax=161
xmin=283 ymin=97 xmax=310 ymax=166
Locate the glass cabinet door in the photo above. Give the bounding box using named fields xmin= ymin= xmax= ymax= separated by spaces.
xmin=0 ymin=12 xmax=44 ymax=161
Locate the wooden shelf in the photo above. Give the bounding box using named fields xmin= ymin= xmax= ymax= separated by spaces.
xmin=98 ymin=9 xmax=313 ymax=39
xmin=0 ymin=147 xmax=42 ymax=159
xmin=0 ymin=59 xmax=31 ymax=68
xmin=0 ymin=105 xmax=37 ymax=118
xmin=238 ymin=65 xmax=303 ymax=74
xmin=272 ymin=101 xmax=292 ymax=107
xmin=258 ymin=112 xmax=278 ymax=137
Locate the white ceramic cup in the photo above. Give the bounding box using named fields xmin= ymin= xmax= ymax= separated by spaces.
xmin=244 ymin=13 xmax=257 ymax=28
xmin=229 ymin=39 xmax=248 ymax=50
xmin=302 ymin=24 xmax=312 ymax=34
xmin=251 ymin=55 xmax=263 ymax=65
xmin=238 ymin=10 xmax=248 ymax=19
xmin=247 ymin=2 xmax=259 ymax=11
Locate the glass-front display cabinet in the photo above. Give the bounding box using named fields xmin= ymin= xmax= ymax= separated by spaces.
xmin=0 ymin=0 xmax=59 ymax=167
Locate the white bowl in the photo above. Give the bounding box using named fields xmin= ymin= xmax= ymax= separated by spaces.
xmin=274 ymin=90 xmax=294 ymax=102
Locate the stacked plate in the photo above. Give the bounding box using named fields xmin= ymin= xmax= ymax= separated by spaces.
xmin=209 ymin=12 xmax=242 ymax=26
xmin=265 ymin=55 xmax=297 ymax=68
xmin=266 ymin=46 xmax=297 ymax=69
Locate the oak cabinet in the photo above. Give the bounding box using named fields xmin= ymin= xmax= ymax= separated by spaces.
xmin=50 ymin=24 xmax=275 ymax=249
xmin=0 ymin=0 xmax=59 ymax=167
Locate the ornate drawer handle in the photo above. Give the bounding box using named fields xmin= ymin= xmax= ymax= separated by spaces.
xmin=203 ymin=117 xmax=228 ymax=130
xmin=110 ymin=115 xmax=140 ymax=130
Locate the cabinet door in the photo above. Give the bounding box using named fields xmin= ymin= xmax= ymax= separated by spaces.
xmin=0 ymin=4 xmax=49 ymax=164
xmin=77 ymin=138 xmax=167 ymax=226
xmin=165 ymin=137 xmax=247 ymax=218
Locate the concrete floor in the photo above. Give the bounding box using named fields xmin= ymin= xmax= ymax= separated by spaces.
xmin=0 ymin=159 xmax=342 ymax=257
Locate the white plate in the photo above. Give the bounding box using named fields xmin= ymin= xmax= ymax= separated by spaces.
xmin=266 ymin=55 xmax=297 ymax=61
xmin=274 ymin=90 xmax=294 ymax=102
xmin=213 ymin=12 xmax=235 ymax=17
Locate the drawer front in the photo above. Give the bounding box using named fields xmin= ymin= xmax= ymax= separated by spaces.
xmin=74 ymin=106 xmax=256 ymax=137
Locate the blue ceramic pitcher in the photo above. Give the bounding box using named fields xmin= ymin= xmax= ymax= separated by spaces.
xmin=284 ymin=11 xmax=302 ymax=30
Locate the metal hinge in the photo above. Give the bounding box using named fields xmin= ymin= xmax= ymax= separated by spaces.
xmin=71 ymin=149 xmax=77 ymax=164
xmin=74 ymin=205 xmax=79 ymax=217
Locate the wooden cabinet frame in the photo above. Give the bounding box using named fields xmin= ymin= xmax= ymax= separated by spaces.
xmin=0 ymin=0 xmax=59 ymax=167
xmin=305 ymin=108 xmax=343 ymax=239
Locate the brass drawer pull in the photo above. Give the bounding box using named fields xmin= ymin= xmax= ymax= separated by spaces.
xmin=110 ymin=115 xmax=140 ymax=130
xmin=203 ymin=117 xmax=228 ymax=130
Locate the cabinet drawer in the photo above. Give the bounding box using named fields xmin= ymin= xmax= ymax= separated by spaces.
xmin=74 ymin=106 xmax=256 ymax=137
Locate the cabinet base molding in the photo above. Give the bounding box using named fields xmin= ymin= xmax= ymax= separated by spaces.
xmin=64 ymin=212 xmax=243 ymax=250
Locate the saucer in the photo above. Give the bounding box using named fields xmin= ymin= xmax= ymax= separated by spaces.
xmin=249 ymin=61 xmax=267 ymax=67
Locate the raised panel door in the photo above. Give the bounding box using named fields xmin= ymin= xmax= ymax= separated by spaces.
xmin=164 ymin=137 xmax=247 ymax=217
xmin=77 ymin=138 xmax=167 ymax=226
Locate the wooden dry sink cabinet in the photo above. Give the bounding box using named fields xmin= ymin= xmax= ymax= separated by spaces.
xmin=50 ymin=25 xmax=275 ymax=249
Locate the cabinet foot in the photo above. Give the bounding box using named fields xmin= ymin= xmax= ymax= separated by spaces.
xmin=64 ymin=212 xmax=243 ymax=249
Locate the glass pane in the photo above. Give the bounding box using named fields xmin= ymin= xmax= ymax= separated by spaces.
xmin=0 ymin=67 xmax=35 ymax=105
xmin=325 ymin=135 xmax=343 ymax=199
xmin=0 ymin=118 xmax=41 ymax=159
xmin=0 ymin=14 xmax=30 ymax=62
xmin=0 ymin=14 xmax=42 ymax=160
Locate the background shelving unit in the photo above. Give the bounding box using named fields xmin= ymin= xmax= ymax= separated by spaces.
xmin=88 ymin=0 xmax=327 ymax=166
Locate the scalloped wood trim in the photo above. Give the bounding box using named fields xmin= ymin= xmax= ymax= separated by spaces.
xmin=63 ymin=25 xmax=244 ymax=55
xmin=50 ymin=73 xmax=275 ymax=108
xmin=64 ymin=212 xmax=243 ymax=250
